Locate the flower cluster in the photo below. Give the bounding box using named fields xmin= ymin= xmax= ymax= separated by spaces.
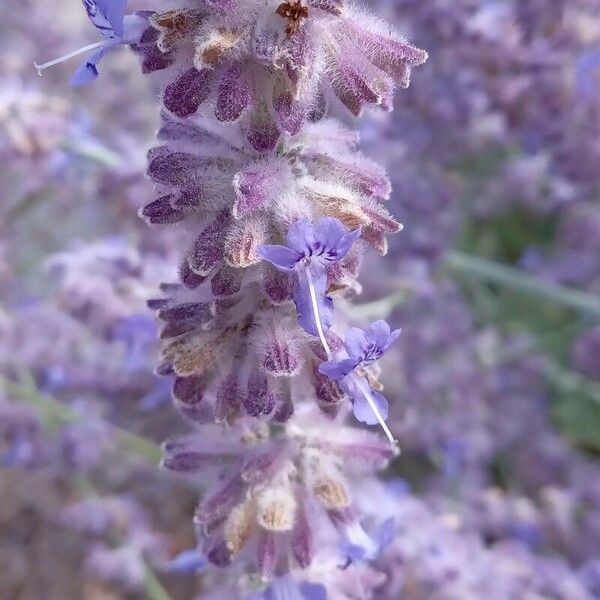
xmin=38 ymin=0 xmax=426 ymax=596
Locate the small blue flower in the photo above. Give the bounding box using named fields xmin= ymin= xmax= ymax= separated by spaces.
xmin=34 ymin=1 xmax=146 ymax=86
xmin=340 ymin=518 xmax=395 ymax=568
xmin=319 ymin=320 xmax=401 ymax=381
xmin=258 ymin=218 xmax=361 ymax=337
xmin=252 ymin=576 xmax=327 ymax=600
xmin=318 ymin=321 xmax=400 ymax=429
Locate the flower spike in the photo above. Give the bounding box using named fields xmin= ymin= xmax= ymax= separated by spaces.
xmin=40 ymin=0 xmax=429 ymax=595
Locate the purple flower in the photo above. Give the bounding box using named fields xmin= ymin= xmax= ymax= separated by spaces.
xmin=319 ymin=321 xmax=400 ymax=432
xmin=258 ymin=218 xmax=361 ymax=337
xmin=340 ymin=517 xmax=395 ymax=567
xmin=252 ymin=576 xmax=327 ymax=600
xmin=339 ymin=375 xmax=391 ymax=427
xmin=319 ymin=320 xmax=401 ymax=381
xmin=34 ymin=1 xmax=146 ymax=86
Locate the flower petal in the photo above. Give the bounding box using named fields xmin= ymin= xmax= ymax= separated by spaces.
xmin=168 ymin=549 xmax=205 ymax=573
xmin=383 ymin=328 xmax=402 ymax=352
xmin=344 ymin=377 xmax=389 ymax=425
xmin=333 ymin=226 xmax=362 ymax=260
xmin=83 ymin=0 xmax=126 ymax=39
xmin=299 ymin=582 xmax=328 ymax=600
xmin=71 ymin=44 xmax=112 ymax=87
xmin=319 ymin=358 xmax=359 ymax=381
xmin=366 ymin=319 xmax=391 ymax=350
xmin=343 ymin=327 xmax=369 ymax=360
xmin=314 ymin=217 xmax=347 ymax=251
xmin=374 ymin=517 xmax=395 ymax=551
xmin=258 ymin=245 xmax=301 ymax=271
xmin=286 ymin=218 xmax=316 ymax=256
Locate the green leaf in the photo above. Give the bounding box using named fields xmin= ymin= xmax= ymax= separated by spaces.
xmin=552 ymin=395 xmax=600 ymax=452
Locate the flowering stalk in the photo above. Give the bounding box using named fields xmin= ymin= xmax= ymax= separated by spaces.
xmin=47 ymin=0 xmax=427 ymax=596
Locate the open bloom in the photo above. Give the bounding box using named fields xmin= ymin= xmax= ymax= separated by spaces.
xmin=258 ymin=218 xmax=361 ymax=337
xmin=319 ymin=320 xmax=401 ymax=381
xmin=35 ymin=0 xmax=145 ymax=86
xmin=319 ymin=321 xmax=400 ymax=438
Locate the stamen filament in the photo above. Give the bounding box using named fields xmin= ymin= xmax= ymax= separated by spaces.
xmin=305 ymin=264 xmax=397 ymax=447
xmin=306 ymin=266 xmax=332 ymax=359
xmin=34 ymin=41 xmax=105 ymax=75
xmin=356 ymin=377 xmax=398 ymax=448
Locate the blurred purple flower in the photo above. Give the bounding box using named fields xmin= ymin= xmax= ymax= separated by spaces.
xmin=167 ymin=548 xmax=205 ymax=574
xmin=252 ymin=576 xmax=327 ymax=600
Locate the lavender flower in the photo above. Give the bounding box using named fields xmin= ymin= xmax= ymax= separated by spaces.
xmin=320 ymin=320 xmax=401 ymax=380
xmin=17 ymin=0 xmax=600 ymax=596
xmin=258 ymin=217 xmax=361 ymax=336
xmin=319 ymin=321 xmax=400 ymax=439
xmin=34 ymin=0 xmax=146 ymax=86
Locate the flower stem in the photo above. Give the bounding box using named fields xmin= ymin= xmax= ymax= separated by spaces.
xmin=59 ymin=138 xmax=121 ymax=168
xmin=350 ymin=252 xmax=600 ymax=321
xmin=446 ymin=251 xmax=600 ymax=318
xmin=143 ymin=565 xmax=173 ymax=600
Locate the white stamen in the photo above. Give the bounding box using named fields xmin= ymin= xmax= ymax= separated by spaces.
xmin=306 ymin=266 xmax=332 ymax=359
xmin=355 ymin=377 xmax=398 ymax=448
xmin=34 ymin=41 xmax=105 ymax=76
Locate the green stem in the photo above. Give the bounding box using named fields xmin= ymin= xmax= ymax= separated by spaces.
xmin=351 ymin=251 xmax=600 ymax=322
xmin=544 ymin=359 xmax=600 ymax=406
xmin=481 ymin=322 xmax=584 ymax=368
xmin=347 ymin=289 xmax=410 ymax=320
xmin=446 ymin=251 xmax=600 ymax=318
xmin=59 ymin=138 xmax=121 ymax=168
xmin=143 ymin=565 xmax=174 ymax=600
